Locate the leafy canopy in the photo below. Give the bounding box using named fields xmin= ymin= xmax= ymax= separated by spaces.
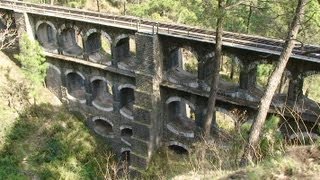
xmin=14 ymin=34 xmax=48 ymax=96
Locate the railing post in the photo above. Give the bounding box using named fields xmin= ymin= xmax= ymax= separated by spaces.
xmin=156 ymin=22 xmax=159 ymax=34
xmin=136 ymin=20 xmax=140 ymax=31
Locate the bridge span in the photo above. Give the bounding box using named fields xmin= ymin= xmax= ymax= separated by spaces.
xmin=1 ymin=0 xmax=320 ymax=173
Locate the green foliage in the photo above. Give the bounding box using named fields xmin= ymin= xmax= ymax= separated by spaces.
xmin=128 ymin=0 xmax=200 ymax=25
xmin=184 ymin=56 xmax=198 ymax=75
xmin=14 ymin=34 xmax=47 ymax=98
xmin=257 ymin=64 xmax=274 ymax=88
xmin=259 ymin=116 xmax=284 ymax=158
xmin=303 ymin=74 xmax=320 ymax=102
xmin=0 ymin=103 xmax=115 ymax=179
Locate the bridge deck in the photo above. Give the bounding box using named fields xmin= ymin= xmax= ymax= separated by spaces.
xmin=0 ymin=0 xmax=319 ymax=62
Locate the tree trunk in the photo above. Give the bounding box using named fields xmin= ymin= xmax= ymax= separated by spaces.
xmin=230 ymin=57 xmax=234 ymax=80
xmin=240 ymin=0 xmax=308 ymax=165
xmin=246 ymin=2 xmax=253 ymax=34
xmin=203 ymin=0 xmax=225 ymax=138
xmin=96 ymin=0 xmax=100 ymax=12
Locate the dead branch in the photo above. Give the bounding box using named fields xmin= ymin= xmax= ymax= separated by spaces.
xmin=0 ymin=18 xmax=18 ymax=50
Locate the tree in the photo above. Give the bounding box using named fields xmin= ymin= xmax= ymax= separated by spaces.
xmin=0 ymin=13 xmax=18 ymax=50
xmin=14 ymin=34 xmax=48 ymax=100
xmin=203 ymin=0 xmax=225 ymax=138
xmin=203 ymin=0 xmax=248 ymax=138
xmin=240 ymin=0 xmax=308 ymax=165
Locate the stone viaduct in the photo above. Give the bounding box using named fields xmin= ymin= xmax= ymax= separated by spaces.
xmin=1 ymin=0 xmax=320 ymax=173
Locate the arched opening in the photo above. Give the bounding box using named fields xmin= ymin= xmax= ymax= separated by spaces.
xmin=66 ymin=72 xmax=86 ymax=100
xmin=91 ymin=79 xmax=113 ymax=111
xmin=120 ymin=87 xmax=135 ymax=118
xmin=167 ymin=98 xmax=196 ymax=131
xmin=115 ymin=36 xmax=136 ymax=68
xmin=120 ymin=150 xmax=131 ymax=162
xmin=219 ymin=55 xmax=240 ymax=85
xmin=121 ymin=127 xmax=133 ymax=137
xmin=86 ymin=32 xmax=112 ymax=64
xmin=46 ymin=64 xmax=62 ymax=98
xmin=168 ymin=145 xmax=189 ymax=155
xmin=215 ymin=110 xmax=236 ymax=134
xmin=166 ymin=47 xmax=199 ymax=88
xmin=60 ymin=27 xmax=82 ymax=56
xmin=37 ymin=22 xmax=57 ymax=50
xmin=169 ymin=48 xmax=198 ymax=75
xmin=93 ymin=118 xmax=113 ymax=137
xmin=303 ymin=73 xmax=320 ymax=103
xmin=256 ymin=63 xmax=275 ymax=89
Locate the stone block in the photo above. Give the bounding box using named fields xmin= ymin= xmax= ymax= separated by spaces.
xmin=130 ymin=152 xmax=148 ymax=170
xmin=132 ymin=122 xmax=150 ymax=141
xmin=133 ymin=106 xmax=152 ymax=125
xmin=134 ymin=91 xmax=152 ymax=109
xmin=131 ymin=138 xmax=149 ymax=156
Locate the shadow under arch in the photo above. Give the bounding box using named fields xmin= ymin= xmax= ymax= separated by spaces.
xmin=90 ymin=76 xmax=113 ymax=112
xmin=114 ymin=34 xmax=136 ymax=70
xmin=65 ymin=70 xmax=86 ymax=103
xmin=84 ymin=28 xmax=112 ymax=65
xmin=165 ymin=46 xmax=200 ymax=88
xmin=36 ymin=20 xmax=58 ymax=51
xmin=118 ymin=84 xmax=135 ymax=120
xmin=59 ymin=24 xmax=83 ymax=57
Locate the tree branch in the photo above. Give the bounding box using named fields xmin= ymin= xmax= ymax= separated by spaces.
xmin=0 ymin=19 xmax=18 ymax=50
xmin=224 ymin=0 xmax=248 ymax=10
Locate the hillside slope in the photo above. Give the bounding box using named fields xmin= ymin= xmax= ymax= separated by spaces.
xmin=0 ymin=51 xmax=119 ymax=179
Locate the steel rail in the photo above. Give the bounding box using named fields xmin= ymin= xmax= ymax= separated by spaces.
xmin=0 ymin=0 xmax=319 ymax=62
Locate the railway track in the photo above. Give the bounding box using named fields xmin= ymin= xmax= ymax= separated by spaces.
xmin=0 ymin=0 xmax=319 ymax=62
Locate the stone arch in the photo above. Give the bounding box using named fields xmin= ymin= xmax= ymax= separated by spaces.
xmin=119 ymin=84 xmax=135 ymax=120
xmin=36 ymin=20 xmax=58 ymax=50
xmin=59 ymin=24 xmax=83 ymax=56
xmin=120 ymin=148 xmax=131 ymax=163
xmin=64 ymin=69 xmax=85 ymax=79
xmin=166 ymin=96 xmax=196 ymax=132
xmin=165 ymin=46 xmax=200 ymax=88
xmin=118 ymin=84 xmax=136 ymax=91
xmin=65 ymin=70 xmax=86 ymax=103
xmin=165 ymin=96 xmax=196 ymax=110
xmin=168 ymin=141 xmax=189 ymax=154
xmin=120 ymin=125 xmax=133 ymax=137
xmin=219 ymin=54 xmax=242 ymax=86
xmin=90 ymin=76 xmax=113 ymax=112
xmin=92 ymin=116 xmax=114 ymax=137
xmin=46 ymin=63 xmax=62 ymax=98
xmin=114 ymin=34 xmax=136 ymax=69
xmin=167 ymin=46 xmax=199 ymax=73
xmin=84 ymin=28 xmax=112 ymax=64
xmin=114 ymin=34 xmax=130 ymax=48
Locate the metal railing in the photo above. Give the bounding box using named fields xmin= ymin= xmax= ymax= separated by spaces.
xmin=0 ymin=0 xmax=319 ymax=62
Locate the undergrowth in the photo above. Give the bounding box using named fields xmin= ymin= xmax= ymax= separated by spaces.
xmin=0 ymin=103 xmax=117 ymax=179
